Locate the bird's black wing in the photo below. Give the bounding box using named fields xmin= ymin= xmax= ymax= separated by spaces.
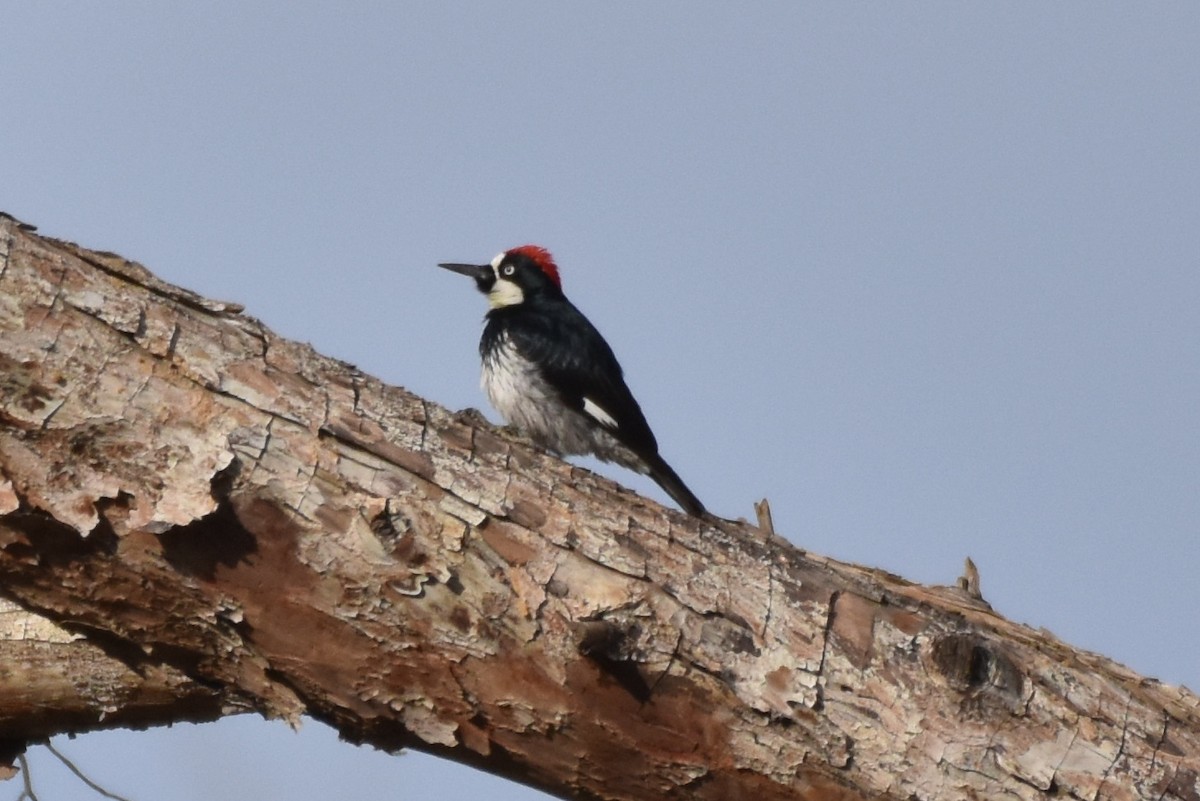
xmin=498 ymin=298 xmax=660 ymax=457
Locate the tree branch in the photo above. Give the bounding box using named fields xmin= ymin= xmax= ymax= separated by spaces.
xmin=0 ymin=212 xmax=1196 ymax=800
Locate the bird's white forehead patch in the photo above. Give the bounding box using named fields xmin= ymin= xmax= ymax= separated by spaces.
xmin=490 ymin=252 xmax=506 ymax=270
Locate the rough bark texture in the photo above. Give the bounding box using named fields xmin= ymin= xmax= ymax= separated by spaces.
xmin=0 ymin=212 xmax=1197 ymax=800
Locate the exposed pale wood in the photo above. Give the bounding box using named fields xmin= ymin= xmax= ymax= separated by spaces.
xmin=0 ymin=212 xmax=1197 ymax=800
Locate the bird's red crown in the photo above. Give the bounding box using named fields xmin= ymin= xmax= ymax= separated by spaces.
xmin=509 ymin=244 xmax=561 ymax=289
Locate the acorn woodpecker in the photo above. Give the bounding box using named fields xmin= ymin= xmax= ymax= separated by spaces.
xmin=439 ymin=245 xmax=707 ymax=517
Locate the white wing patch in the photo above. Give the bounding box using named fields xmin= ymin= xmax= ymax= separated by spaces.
xmin=582 ymin=397 xmax=618 ymax=430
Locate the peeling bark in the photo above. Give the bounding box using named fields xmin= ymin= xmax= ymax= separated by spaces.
xmin=0 ymin=212 xmax=1197 ymax=800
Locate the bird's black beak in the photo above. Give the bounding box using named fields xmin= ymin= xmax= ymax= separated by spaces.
xmin=439 ymin=261 xmax=495 ymax=294
xmin=438 ymin=262 xmax=491 ymax=281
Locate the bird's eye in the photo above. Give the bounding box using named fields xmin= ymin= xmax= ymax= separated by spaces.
xmin=501 ymin=264 xmax=516 ymax=277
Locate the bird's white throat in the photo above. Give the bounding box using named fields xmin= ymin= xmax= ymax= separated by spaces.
xmin=487 ymin=278 xmax=524 ymax=308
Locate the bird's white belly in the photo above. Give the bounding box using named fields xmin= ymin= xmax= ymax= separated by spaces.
xmin=480 ymin=335 xmax=636 ymax=466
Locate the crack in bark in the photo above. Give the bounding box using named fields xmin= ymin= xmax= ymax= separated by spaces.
xmin=290 ymin=460 xmax=320 ymax=521
xmin=245 ymin=323 xmax=269 ymax=359
xmin=563 ymin=540 xmax=652 ymax=588
xmin=1095 ymin=692 xmax=1134 ymax=800
xmin=1004 ymin=758 xmax=1055 ymax=794
xmin=466 ymin=424 xmax=479 ymax=465
xmin=650 ymin=576 xmax=705 ymax=620
xmin=0 ymin=232 xmax=12 ymax=281
xmin=243 ymin=417 xmax=276 ymax=484
xmin=204 ymin=382 xmax=308 ymax=427
xmin=46 ymin=259 xmax=69 ymax=315
xmin=124 ymin=370 xmax=158 ymax=414
xmin=36 ymin=397 xmax=68 ymax=431
xmin=647 ymin=626 xmax=685 ymax=697
xmin=165 ymin=323 xmax=181 ymax=358
xmin=812 ymin=590 xmax=840 ymax=711
xmin=497 ymin=470 xmax=515 ymax=514
xmin=758 ymin=561 xmax=776 ymax=641
xmin=419 ymin=399 xmax=431 ymax=453
xmin=1048 ymin=724 xmax=1082 ymax=792
xmin=321 ymin=388 xmax=333 ymax=431
xmin=1149 ymin=710 xmax=1171 ymax=772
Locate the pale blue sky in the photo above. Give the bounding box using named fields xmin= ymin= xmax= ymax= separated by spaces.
xmin=3 ymin=5 xmax=1198 ymax=800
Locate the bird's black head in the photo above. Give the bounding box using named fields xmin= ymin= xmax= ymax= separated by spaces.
xmin=439 ymin=245 xmax=563 ymax=309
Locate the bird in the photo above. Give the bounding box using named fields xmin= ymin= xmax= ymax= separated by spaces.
xmin=438 ymin=245 xmax=707 ymax=517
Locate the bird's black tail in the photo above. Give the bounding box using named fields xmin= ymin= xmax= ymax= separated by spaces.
xmin=644 ymin=453 xmax=707 ymax=517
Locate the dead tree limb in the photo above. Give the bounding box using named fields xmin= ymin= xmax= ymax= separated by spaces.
xmin=0 ymin=212 xmax=1197 ymax=800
